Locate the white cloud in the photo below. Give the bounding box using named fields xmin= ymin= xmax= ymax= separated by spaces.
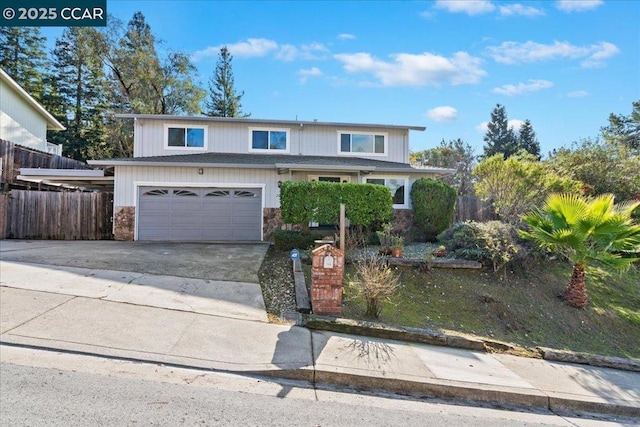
xmin=486 ymin=40 xmax=619 ymax=68
xmin=476 ymin=122 xmax=489 ymax=133
xmin=492 ymin=79 xmax=553 ymax=96
xmin=226 ymin=38 xmax=279 ymax=58
xmin=476 ymin=119 xmax=525 ymax=133
xmin=555 ymin=0 xmax=603 ymax=12
xmin=580 ymin=42 xmax=620 ymax=68
xmin=426 ymin=106 xmax=458 ymax=122
xmin=334 ymin=51 xmax=486 ymax=87
xmin=297 ymin=67 xmax=323 ymax=83
xmin=508 ymin=119 xmax=525 ymax=132
xmin=276 ymin=44 xmax=298 ymax=61
xmin=567 ymin=90 xmax=589 ymax=98
xmin=435 ymin=0 xmax=495 ymax=15
xmin=499 ymin=4 xmax=545 ymax=17
xmin=338 ymin=33 xmax=356 ymax=40
xmin=191 ymin=38 xmax=278 ymax=61
xmin=193 ymin=39 xmax=329 ymax=62
xmin=276 ymin=42 xmax=329 ymax=61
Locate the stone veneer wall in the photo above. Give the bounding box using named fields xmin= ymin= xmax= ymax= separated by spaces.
xmin=114 ymin=206 xmax=135 ymax=241
xmin=263 ymin=208 xmax=283 ymax=240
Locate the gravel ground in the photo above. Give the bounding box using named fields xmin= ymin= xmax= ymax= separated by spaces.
xmin=257 ymin=246 xmax=297 ymax=319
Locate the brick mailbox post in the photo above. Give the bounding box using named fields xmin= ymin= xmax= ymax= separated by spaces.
xmin=311 ymin=244 xmax=345 ymax=316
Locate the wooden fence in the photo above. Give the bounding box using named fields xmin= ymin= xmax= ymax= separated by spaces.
xmin=453 ymin=195 xmax=497 ymax=223
xmin=3 ymin=190 xmax=113 ymax=240
xmin=1 ymin=139 xmax=90 ymax=190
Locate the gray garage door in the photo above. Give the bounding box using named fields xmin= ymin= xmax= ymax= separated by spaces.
xmin=138 ymin=187 xmax=262 ymax=241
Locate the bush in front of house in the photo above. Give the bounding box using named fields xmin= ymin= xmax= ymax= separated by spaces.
xmin=437 ymin=221 xmax=528 ymax=273
xmin=280 ymin=181 xmax=393 ymax=227
xmin=346 ymin=252 xmax=400 ymax=318
xmin=410 ymin=178 xmax=457 ymax=241
xmin=273 ymin=230 xmax=320 ymax=251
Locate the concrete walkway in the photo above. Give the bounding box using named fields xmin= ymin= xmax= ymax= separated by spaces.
xmin=1 ymin=260 xmax=639 ymax=419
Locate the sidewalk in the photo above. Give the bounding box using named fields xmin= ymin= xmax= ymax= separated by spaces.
xmin=1 ymin=260 xmax=639 ymax=419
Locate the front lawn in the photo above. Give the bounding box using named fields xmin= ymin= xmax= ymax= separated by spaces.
xmin=259 ymin=246 xmax=640 ymax=360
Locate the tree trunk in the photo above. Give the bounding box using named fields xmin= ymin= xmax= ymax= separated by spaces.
xmin=564 ymin=262 xmax=588 ymax=308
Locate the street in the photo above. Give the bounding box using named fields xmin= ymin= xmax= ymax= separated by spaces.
xmin=0 ymin=346 xmax=633 ymax=427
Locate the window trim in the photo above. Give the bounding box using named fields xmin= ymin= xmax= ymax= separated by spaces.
xmin=163 ymin=124 xmax=208 ymax=150
xmin=364 ymin=175 xmax=409 ymax=209
xmin=337 ymin=130 xmax=388 ymax=157
xmin=248 ymin=127 xmax=290 ymax=153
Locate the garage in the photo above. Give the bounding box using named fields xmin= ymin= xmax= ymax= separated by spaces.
xmin=137 ymin=186 xmax=262 ymax=241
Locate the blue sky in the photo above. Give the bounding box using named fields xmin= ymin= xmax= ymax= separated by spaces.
xmin=41 ymin=0 xmax=640 ymax=157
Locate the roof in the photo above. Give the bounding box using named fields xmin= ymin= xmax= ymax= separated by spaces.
xmin=88 ymin=152 xmax=455 ymax=175
xmin=0 ymin=68 xmax=65 ymax=131
xmin=115 ymin=114 xmax=426 ymax=132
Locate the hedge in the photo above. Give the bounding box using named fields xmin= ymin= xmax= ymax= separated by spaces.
xmin=280 ymin=181 xmax=393 ymax=227
xmin=410 ymin=178 xmax=457 ymax=241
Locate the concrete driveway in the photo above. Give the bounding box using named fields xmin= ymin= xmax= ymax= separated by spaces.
xmin=0 ymin=240 xmax=270 ymax=283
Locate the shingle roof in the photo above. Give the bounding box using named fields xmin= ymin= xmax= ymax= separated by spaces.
xmin=88 ymin=152 xmax=455 ymax=175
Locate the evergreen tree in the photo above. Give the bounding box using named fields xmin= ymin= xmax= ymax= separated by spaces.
xmin=518 ymin=119 xmax=540 ymax=159
xmin=601 ymin=100 xmax=640 ymax=151
xmin=482 ymin=104 xmax=517 ymax=159
xmin=49 ymin=27 xmax=108 ymax=161
xmin=410 ymin=139 xmax=476 ymax=195
xmin=0 ymin=27 xmax=49 ymax=101
xmin=204 ymin=46 xmax=248 ymax=117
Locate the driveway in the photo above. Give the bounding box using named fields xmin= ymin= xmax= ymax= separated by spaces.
xmin=0 ymin=240 xmax=270 ymax=283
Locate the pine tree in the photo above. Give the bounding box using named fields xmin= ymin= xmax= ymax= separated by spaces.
xmin=0 ymin=27 xmax=49 ymax=101
xmin=204 ymin=46 xmax=248 ymax=117
xmin=49 ymin=27 xmax=108 ymax=161
xmin=518 ymin=119 xmax=540 ymax=159
xmin=482 ymin=104 xmax=517 ymax=159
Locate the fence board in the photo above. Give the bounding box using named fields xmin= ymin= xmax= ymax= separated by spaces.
xmin=1 ymin=139 xmax=89 ymax=190
xmin=454 ymin=195 xmax=497 ymax=223
xmin=4 ymin=190 xmax=113 ymax=240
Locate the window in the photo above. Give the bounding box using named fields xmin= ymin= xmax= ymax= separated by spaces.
xmin=249 ymin=128 xmax=289 ymax=152
xmin=365 ymin=177 xmax=408 ymax=208
xmin=339 ymin=131 xmax=386 ymax=155
xmin=164 ymin=125 xmax=207 ymax=150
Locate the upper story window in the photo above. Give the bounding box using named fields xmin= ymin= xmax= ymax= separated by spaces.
xmin=164 ymin=125 xmax=207 ymax=150
xmin=249 ymin=128 xmax=289 ymax=153
xmin=338 ymin=131 xmax=387 ymax=156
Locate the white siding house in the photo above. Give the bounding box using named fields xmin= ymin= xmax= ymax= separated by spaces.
xmin=90 ymin=114 xmax=454 ymax=242
xmin=0 ymin=68 xmax=64 ymax=155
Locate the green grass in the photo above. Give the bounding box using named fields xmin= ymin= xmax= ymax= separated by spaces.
xmin=297 ymin=254 xmax=640 ymax=360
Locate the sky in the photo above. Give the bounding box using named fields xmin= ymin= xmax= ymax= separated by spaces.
xmin=40 ymin=0 xmax=640 ymax=157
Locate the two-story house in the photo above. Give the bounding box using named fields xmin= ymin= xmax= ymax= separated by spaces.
xmin=89 ymin=114 xmax=453 ymax=242
xmin=0 ymin=68 xmax=64 ymax=155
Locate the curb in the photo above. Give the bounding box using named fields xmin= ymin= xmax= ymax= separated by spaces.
xmin=301 ymin=314 xmax=640 ymax=372
xmin=3 ymin=337 xmax=639 ymax=419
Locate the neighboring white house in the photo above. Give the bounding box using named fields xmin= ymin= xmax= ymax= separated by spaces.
xmin=0 ymin=68 xmax=64 ymax=155
xmin=89 ymin=114 xmax=454 ymax=242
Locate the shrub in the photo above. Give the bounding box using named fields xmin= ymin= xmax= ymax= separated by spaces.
xmin=473 ymin=152 xmax=582 ymax=224
xmin=273 ymin=230 xmax=319 ymax=251
xmin=346 ymin=252 xmax=400 ymax=318
xmin=438 ymin=221 xmax=526 ymax=274
xmin=410 ymin=178 xmax=457 ymax=241
xmin=280 ymin=181 xmax=393 ymax=228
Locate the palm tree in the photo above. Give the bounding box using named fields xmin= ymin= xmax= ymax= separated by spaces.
xmin=520 ymin=193 xmax=640 ymax=308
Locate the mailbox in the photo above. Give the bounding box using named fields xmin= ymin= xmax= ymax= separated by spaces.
xmin=311 ymin=244 xmax=344 ymax=316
